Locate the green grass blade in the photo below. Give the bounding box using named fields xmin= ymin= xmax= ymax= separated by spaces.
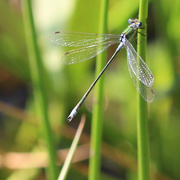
xmin=137 ymin=0 xmax=150 ymax=179
xmin=88 ymin=0 xmax=108 ymax=180
xmin=21 ymin=0 xmax=57 ymax=179
xmin=58 ymin=115 xmax=86 ymax=180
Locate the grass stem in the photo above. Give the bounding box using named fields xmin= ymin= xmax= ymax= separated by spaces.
xmin=58 ymin=115 xmax=86 ymax=180
xmin=21 ymin=1 xmax=57 ymax=179
xmin=137 ymin=0 xmax=150 ymax=179
xmin=88 ymin=0 xmax=108 ymax=179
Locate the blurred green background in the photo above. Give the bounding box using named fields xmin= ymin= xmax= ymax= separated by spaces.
xmin=0 ymin=0 xmax=180 ymax=179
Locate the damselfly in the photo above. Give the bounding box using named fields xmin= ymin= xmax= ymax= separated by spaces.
xmin=50 ymin=18 xmax=154 ymax=121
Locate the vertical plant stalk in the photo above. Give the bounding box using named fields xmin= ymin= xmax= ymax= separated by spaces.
xmin=58 ymin=115 xmax=86 ymax=180
xmin=21 ymin=0 xmax=57 ymax=179
xmin=137 ymin=0 xmax=150 ymax=179
xmin=88 ymin=0 xmax=108 ymax=180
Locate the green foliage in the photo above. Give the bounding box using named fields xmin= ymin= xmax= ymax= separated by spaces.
xmin=0 ymin=0 xmax=180 ymax=179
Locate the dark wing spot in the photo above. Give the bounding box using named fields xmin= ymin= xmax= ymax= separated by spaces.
xmin=65 ymin=51 xmax=70 ymax=55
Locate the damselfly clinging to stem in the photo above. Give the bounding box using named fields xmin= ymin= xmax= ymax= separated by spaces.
xmin=50 ymin=18 xmax=154 ymax=122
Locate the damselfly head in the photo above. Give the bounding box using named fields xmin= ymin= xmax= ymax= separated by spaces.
xmin=128 ymin=18 xmax=142 ymax=28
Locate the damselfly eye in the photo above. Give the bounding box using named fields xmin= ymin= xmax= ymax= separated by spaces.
xmin=128 ymin=18 xmax=134 ymax=24
xmin=137 ymin=22 xmax=142 ymax=28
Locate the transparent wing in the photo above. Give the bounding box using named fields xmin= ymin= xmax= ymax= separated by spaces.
xmin=62 ymin=43 xmax=112 ymax=64
xmin=127 ymin=62 xmax=154 ymax=103
xmin=50 ymin=31 xmax=120 ymax=47
xmin=124 ymin=39 xmax=154 ymax=87
xmin=124 ymin=39 xmax=154 ymax=103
